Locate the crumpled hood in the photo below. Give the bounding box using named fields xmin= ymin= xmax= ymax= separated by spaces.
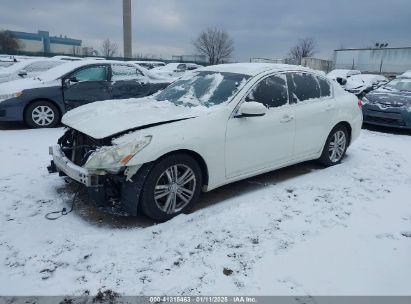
xmin=365 ymin=87 xmax=411 ymax=106
xmin=62 ymin=98 xmax=207 ymax=139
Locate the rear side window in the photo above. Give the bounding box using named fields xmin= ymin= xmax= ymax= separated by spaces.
xmin=112 ymin=64 xmax=140 ymax=80
xmin=287 ymin=73 xmax=321 ymax=102
xmin=72 ymin=65 xmax=108 ymax=82
xmin=247 ymin=74 xmax=288 ymax=108
xmin=317 ymin=76 xmax=332 ymax=97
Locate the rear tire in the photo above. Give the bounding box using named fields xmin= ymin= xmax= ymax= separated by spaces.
xmin=319 ymin=125 xmax=349 ymax=166
xmin=24 ymin=100 xmax=60 ymax=128
xmin=139 ymin=154 xmax=203 ymax=222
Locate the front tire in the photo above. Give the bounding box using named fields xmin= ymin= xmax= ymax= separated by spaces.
xmin=319 ymin=125 xmax=348 ymax=166
xmin=140 ymin=154 xmax=203 ymax=222
xmin=24 ymin=101 xmax=60 ymax=128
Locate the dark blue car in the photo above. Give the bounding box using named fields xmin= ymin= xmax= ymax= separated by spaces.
xmin=362 ymin=77 xmax=411 ymax=129
xmin=0 ymin=60 xmax=171 ymax=128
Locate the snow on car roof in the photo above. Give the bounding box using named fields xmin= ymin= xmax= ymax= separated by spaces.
xmin=0 ymin=58 xmax=61 ymax=74
xmin=37 ymin=60 xmax=113 ymax=82
xmin=199 ymin=63 xmax=314 ymax=76
xmin=398 ymin=70 xmax=411 ymax=78
xmin=327 ymin=69 xmax=361 ymax=78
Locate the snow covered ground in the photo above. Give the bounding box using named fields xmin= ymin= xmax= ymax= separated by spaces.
xmin=0 ymin=124 xmax=410 ymax=296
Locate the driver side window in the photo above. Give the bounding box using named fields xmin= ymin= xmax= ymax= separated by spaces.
xmin=246 ymin=74 xmax=288 ymax=108
xmin=72 ymin=65 xmax=108 ymax=82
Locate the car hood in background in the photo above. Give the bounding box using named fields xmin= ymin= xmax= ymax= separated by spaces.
xmin=62 ymin=98 xmax=209 ymax=139
xmin=365 ymin=87 xmax=411 ymax=106
xmin=0 ymin=77 xmax=59 ymax=94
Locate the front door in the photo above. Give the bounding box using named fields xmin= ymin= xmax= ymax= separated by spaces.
xmin=225 ymin=74 xmax=296 ymax=178
xmin=63 ymin=64 xmax=111 ymax=110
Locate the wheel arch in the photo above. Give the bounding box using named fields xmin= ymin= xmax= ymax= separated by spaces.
xmin=334 ymin=121 xmax=352 ymax=146
xmin=156 ymin=149 xmax=210 ymax=189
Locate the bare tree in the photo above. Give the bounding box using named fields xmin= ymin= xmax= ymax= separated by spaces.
xmin=193 ymin=28 xmax=234 ymax=65
xmin=100 ymin=39 xmax=118 ymax=57
xmin=288 ymin=38 xmax=317 ymax=64
xmin=0 ymin=30 xmax=20 ymax=53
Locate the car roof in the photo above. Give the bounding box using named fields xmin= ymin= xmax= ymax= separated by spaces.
xmin=37 ymin=60 xmax=116 ymax=82
xmin=199 ymin=63 xmax=315 ymax=76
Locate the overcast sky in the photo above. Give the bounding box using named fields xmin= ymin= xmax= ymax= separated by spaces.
xmin=1 ymin=0 xmax=410 ymax=61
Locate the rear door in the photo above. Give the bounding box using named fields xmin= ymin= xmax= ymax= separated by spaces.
xmin=110 ymin=64 xmax=151 ymax=99
xmin=63 ymin=64 xmax=111 ymax=110
xmin=287 ymin=72 xmax=337 ymax=158
xmin=225 ymin=73 xmax=296 ymax=178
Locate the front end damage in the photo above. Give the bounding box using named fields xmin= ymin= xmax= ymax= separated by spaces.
xmin=48 ymin=129 xmax=147 ymax=215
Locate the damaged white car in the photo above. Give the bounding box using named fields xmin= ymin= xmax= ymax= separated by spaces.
xmin=48 ymin=63 xmax=363 ymax=221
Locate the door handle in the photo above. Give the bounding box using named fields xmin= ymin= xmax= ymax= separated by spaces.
xmin=280 ymin=115 xmax=294 ymax=123
xmin=325 ymin=105 xmax=335 ymax=111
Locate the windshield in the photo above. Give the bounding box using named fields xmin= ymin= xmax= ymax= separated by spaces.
xmin=154 ymin=71 xmax=250 ymax=107
xmin=385 ymin=78 xmax=411 ymax=91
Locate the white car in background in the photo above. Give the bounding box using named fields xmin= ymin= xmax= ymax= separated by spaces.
xmin=51 ymin=55 xmax=82 ymax=61
xmin=0 ymin=59 xmax=63 ymax=83
xmin=49 ymin=63 xmax=362 ymax=221
xmin=344 ymin=74 xmax=388 ymax=97
xmin=151 ymin=62 xmax=203 ymax=79
xmin=398 ymin=70 xmax=411 ymax=79
xmin=327 ymin=69 xmax=361 ymax=86
xmin=129 ymin=61 xmax=166 ymax=70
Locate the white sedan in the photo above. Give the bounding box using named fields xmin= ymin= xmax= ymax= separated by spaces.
xmin=0 ymin=59 xmax=63 ymax=83
xmin=49 ymin=63 xmax=363 ymax=221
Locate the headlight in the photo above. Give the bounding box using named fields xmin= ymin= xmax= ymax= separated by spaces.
xmin=0 ymin=92 xmax=22 ymax=102
xmin=84 ymin=136 xmax=152 ymax=169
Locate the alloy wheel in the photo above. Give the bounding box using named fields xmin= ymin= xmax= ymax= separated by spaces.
xmin=154 ymin=164 xmax=196 ymax=214
xmin=328 ymin=130 xmax=346 ymax=163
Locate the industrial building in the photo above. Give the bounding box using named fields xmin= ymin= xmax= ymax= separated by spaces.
xmin=7 ymin=30 xmax=82 ymax=55
xmin=334 ymin=47 xmax=411 ymax=75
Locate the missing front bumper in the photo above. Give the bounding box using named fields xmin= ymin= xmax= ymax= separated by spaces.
xmin=48 ymin=145 xmax=103 ymax=187
xmin=48 ymin=145 xmax=142 ymax=215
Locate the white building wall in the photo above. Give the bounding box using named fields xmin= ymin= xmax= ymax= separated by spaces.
xmin=50 ymin=43 xmax=80 ymax=55
xmin=335 ymin=48 xmax=411 ymax=74
xmin=18 ymin=39 xmax=43 ymax=52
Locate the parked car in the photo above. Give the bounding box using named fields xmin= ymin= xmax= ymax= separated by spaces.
xmin=397 ymin=70 xmax=411 ymax=79
xmin=83 ymin=57 xmax=106 ymax=61
xmin=0 ymin=55 xmax=18 ymax=68
xmin=0 ymin=60 xmax=171 ymax=128
xmin=129 ymin=61 xmax=166 ymax=70
xmin=51 ymin=55 xmax=82 ymax=61
xmin=327 ymin=69 xmax=361 ymax=86
xmin=362 ymin=77 xmax=411 ymax=129
xmin=0 ymin=59 xmax=63 ymax=83
xmin=151 ymin=62 xmax=203 ymax=78
xmin=48 ymin=63 xmax=362 ymax=221
xmin=344 ymin=74 xmax=388 ymax=98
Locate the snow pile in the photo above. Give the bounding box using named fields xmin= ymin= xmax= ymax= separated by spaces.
xmin=0 ymin=127 xmax=410 ymax=296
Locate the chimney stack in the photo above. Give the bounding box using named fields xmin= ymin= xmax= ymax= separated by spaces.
xmin=123 ymin=0 xmax=132 ymax=58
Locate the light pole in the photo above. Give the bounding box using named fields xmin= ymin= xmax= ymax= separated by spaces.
xmin=123 ymin=0 xmax=132 ymax=58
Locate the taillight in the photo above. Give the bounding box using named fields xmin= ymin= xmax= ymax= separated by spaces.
xmin=358 ymin=99 xmax=363 ymax=109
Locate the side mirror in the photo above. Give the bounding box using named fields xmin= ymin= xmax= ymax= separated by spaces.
xmin=236 ymin=101 xmax=267 ymax=118
xmin=336 ymin=77 xmax=347 ymax=86
xmin=63 ymin=77 xmax=77 ymax=87
xmin=18 ymin=70 xmax=27 ymax=77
